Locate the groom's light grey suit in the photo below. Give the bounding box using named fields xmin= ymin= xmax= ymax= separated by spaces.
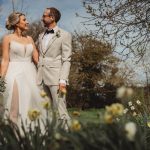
xmin=37 ymin=26 xmax=72 ymax=120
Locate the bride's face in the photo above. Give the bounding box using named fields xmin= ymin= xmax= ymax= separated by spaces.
xmin=16 ymin=15 xmax=29 ymax=31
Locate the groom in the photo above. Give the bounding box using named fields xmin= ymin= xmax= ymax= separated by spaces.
xmin=37 ymin=7 xmax=72 ymax=121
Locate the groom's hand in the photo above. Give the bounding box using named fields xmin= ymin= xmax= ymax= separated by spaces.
xmin=59 ymin=83 xmax=66 ymax=90
xmin=59 ymin=83 xmax=67 ymax=94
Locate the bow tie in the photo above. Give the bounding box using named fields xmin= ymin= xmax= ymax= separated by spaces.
xmin=45 ymin=29 xmax=54 ymax=34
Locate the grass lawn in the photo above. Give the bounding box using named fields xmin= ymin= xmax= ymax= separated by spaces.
xmin=68 ymin=108 xmax=104 ymax=124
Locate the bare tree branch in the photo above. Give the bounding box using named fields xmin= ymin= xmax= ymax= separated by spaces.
xmin=80 ymin=0 xmax=150 ymax=59
xmin=11 ymin=0 xmax=15 ymax=12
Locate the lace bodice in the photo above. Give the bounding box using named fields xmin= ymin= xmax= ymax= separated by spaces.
xmin=9 ymin=41 xmax=34 ymax=62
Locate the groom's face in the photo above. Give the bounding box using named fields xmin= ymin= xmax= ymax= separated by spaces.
xmin=42 ymin=9 xmax=55 ymax=27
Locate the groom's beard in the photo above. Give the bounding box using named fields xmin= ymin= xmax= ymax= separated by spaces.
xmin=43 ymin=19 xmax=54 ymax=27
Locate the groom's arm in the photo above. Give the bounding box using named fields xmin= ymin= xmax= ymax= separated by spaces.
xmin=59 ymin=32 xmax=72 ymax=85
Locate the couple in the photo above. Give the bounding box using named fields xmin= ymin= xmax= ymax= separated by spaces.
xmin=1 ymin=7 xmax=72 ymax=127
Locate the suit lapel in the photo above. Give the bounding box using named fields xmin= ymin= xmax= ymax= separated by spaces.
xmin=42 ymin=28 xmax=60 ymax=55
xmin=39 ymin=32 xmax=45 ymax=54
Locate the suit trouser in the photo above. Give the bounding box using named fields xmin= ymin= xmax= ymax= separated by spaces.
xmin=43 ymin=84 xmax=70 ymax=121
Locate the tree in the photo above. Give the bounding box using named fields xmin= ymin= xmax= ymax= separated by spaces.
xmin=79 ymin=0 xmax=150 ymax=60
xmin=26 ymin=21 xmax=44 ymax=42
xmin=67 ymin=32 xmax=129 ymax=108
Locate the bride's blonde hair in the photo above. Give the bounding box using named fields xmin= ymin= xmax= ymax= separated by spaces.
xmin=6 ymin=12 xmax=25 ymax=30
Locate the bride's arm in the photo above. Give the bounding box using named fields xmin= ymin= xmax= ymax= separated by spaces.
xmin=32 ymin=48 xmax=39 ymax=65
xmin=29 ymin=36 xmax=39 ymax=64
xmin=1 ymin=35 xmax=10 ymax=77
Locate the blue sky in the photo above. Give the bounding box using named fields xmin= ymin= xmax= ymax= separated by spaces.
xmin=0 ymin=0 xmax=86 ymax=37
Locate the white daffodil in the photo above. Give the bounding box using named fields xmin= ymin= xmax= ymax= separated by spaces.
xmin=125 ymin=122 xmax=137 ymax=141
xmin=126 ymin=88 xmax=134 ymax=97
xmin=133 ymin=112 xmax=137 ymax=116
xmin=123 ymin=108 xmax=129 ymax=114
xmin=54 ymin=132 xmax=61 ymax=140
xmin=116 ymin=86 xmax=126 ymax=98
xmin=130 ymin=106 xmax=135 ymax=110
xmin=147 ymin=121 xmax=150 ymax=128
xmin=136 ymin=100 xmax=141 ymax=105
xmin=128 ymin=101 xmax=133 ymax=106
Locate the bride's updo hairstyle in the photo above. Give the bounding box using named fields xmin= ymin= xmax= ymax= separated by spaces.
xmin=6 ymin=12 xmax=25 ymax=30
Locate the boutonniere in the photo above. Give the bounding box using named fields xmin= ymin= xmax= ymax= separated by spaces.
xmin=56 ymin=30 xmax=61 ymax=38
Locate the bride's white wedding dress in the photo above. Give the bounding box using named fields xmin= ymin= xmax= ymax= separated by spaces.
xmin=3 ymin=40 xmax=46 ymax=128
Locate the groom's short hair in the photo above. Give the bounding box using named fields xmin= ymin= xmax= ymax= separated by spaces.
xmin=47 ymin=7 xmax=61 ymax=23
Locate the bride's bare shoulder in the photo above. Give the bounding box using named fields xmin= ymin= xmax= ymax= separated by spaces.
xmin=27 ymin=35 xmax=32 ymax=40
xmin=27 ymin=36 xmax=34 ymax=43
xmin=2 ymin=34 xmax=14 ymax=42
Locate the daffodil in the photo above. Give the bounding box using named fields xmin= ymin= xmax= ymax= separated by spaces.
xmin=128 ymin=101 xmax=133 ymax=106
xmin=104 ymin=112 xmax=113 ymax=124
xmin=147 ymin=121 xmax=150 ymax=127
xmin=136 ymin=100 xmax=141 ymax=105
xmin=70 ymin=120 xmax=81 ymax=131
xmin=42 ymin=100 xmax=51 ymax=110
xmin=54 ymin=132 xmax=61 ymax=140
xmin=126 ymin=88 xmax=134 ymax=97
xmin=72 ymin=111 xmax=80 ymax=117
xmin=116 ymin=86 xmax=126 ymax=98
xmin=132 ymin=112 xmax=137 ymax=116
xmin=28 ymin=109 xmax=41 ymax=121
xmin=123 ymin=108 xmax=129 ymax=114
xmin=130 ymin=106 xmax=135 ymax=110
xmin=106 ymin=103 xmax=124 ymax=116
xmin=40 ymin=90 xmax=47 ymax=98
xmin=116 ymin=86 xmax=134 ymax=98
xmin=125 ymin=122 xmax=137 ymax=141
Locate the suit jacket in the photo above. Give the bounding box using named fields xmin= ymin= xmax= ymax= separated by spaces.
xmin=37 ymin=27 xmax=72 ymax=85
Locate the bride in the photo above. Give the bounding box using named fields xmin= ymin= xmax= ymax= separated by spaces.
xmin=1 ymin=12 xmax=47 ymax=128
